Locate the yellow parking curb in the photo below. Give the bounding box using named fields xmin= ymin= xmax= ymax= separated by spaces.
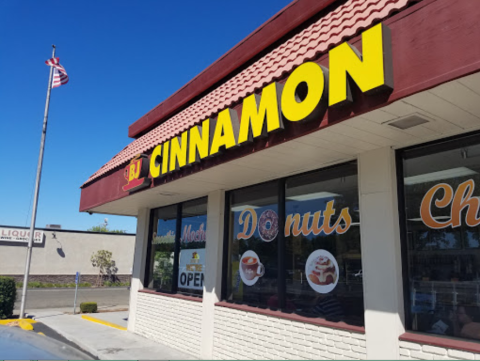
xmin=37 ymin=332 xmax=45 ymax=336
xmin=81 ymin=315 xmax=127 ymax=331
xmin=18 ymin=319 xmax=34 ymax=331
xmin=0 ymin=318 xmax=37 ymax=327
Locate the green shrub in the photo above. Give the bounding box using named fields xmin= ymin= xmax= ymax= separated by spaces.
xmin=100 ymin=281 xmax=130 ymax=287
xmin=28 ymin=281 xmax=42 ymax=288
xmin=0 ymin=277 xmax=17 ymax=319
xmin=16 ymin=281 xmax=94 ymax=289
xmin=80 ymin=302 xmax=97 ymax=313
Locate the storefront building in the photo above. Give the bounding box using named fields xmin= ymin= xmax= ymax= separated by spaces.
xmin=80 ymin=0 xmax=480 ymax=359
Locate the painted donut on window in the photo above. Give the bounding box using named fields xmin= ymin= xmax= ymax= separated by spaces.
xmin=258 ymin=209 xmax=279 ymax=242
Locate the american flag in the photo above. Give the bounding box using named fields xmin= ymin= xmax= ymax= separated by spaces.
xmin=45 ymin=57 xmax=69 ymax=88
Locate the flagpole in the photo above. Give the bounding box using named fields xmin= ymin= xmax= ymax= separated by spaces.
xmin=19 ymin=45 xmax=56 ymax=319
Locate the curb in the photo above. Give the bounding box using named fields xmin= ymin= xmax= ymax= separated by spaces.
xmin=81 ymin=315 xmax=127 ymax=331
xmin=0 ymin=318 xmax=37 ymax=331
xmin=19 ymin=319 xmax=34 ymax=331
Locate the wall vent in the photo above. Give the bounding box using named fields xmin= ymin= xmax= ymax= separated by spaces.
xmin=387 ymin=113 xmax=430 ymax=130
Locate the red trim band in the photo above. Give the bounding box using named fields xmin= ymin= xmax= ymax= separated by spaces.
xmin=80 ymin=0 xmax=480 ymax=211
xmin=215 ymin=301 xmax=365 ymax=334
xmin=139 ymin=289 xmax=203 ymax=303
xmin=400 ymin=332 xmax=480 ymax=354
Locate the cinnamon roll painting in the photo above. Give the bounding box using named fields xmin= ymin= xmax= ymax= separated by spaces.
xmin=305 ymin=250 xmax=339 ymax=293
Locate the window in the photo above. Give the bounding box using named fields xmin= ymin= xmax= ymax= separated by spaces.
xmin=146 ymin=197 xmax=207 ymax=297
xmin=225 ymin=181 xmax=279 ymax=308
xmin=148 ymin=205 xmax=177 ymax=293
xmin=400 ymin=133 xmax=480 ymax=342
xmin=179 ymin=198 xmax=207 ymax=297
xmin=224 ymin=162 xmax=364 ymax=326
xmin=285 ymin=163 xmax=362 ymax=324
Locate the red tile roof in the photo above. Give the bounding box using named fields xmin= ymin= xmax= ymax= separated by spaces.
xmin=83 ymin=0 xmax=410 ymax=187
xmin=128 ymin=0 xmax=338 ymax=139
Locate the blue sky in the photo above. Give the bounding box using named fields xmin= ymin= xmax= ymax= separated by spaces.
xmin=0 ymin=0 xmax=292 ymax=233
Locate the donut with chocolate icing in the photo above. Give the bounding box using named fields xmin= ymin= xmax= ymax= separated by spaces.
xmin=258 ymin=209 xmax=278 ymax=242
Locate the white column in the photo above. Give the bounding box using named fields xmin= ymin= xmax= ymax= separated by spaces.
xmin=358 ymin=147 xmax=405 ymax=359
xmin=200 ymin=190 xmax=226 ymax=359
xmin=127 ymin=208 xmax=150 ymax=332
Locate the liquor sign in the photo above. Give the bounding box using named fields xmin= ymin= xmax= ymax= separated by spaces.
xmin=0 ymin=228 xmax=45 ymax=244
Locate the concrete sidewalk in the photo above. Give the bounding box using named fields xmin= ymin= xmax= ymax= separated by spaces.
xmin=30 ymin=309 xmax=198 ymax=360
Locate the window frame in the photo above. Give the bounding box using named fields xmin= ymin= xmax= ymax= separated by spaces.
xmin=144 ymin=196 xmax=208 ymax=297
xmin=220 ymin=160 xmax=361 ymax=318
xmin=396 ymin=129 xmax=480 ymax=338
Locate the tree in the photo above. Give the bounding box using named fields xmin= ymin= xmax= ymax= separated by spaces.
xmin=152 ymin=251 xmax=174 ymax=289
xmin=90 ymin=250 xmax=118 ymax=286
xmin=87 ymin=218 xmax=126 ymax=234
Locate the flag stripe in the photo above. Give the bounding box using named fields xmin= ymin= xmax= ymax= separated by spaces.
xmin=45 ymin=57 xmax=69 ymax=88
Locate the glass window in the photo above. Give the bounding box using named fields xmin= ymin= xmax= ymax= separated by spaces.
xmin=285 ymin=163 xmax=363 ymax=325
xmin=401 ymin=136 xmax=480 ymax=342
xmin=146 ymin=197 xmax=207 ymax=297
xmin=178 ymin=198 xmax=207 ymax=297
xmin=224 ymin=162 xmax=363 ymax=326
xmin=226 ymin=181 xmax=279 ymax=308
xmin=148 ymin=205 xmax=177 ymax=293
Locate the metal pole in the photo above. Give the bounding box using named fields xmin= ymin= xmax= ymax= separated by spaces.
xmin=73 ymin=283 xmax=78 ymax=315
xmin=19 ymin=45 xmax=56 ymax=319
xmin=73 ymin=272 xmax=80 ymax=314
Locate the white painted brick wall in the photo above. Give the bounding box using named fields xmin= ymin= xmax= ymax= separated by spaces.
xmin=134 ymin=292 xmax=203 ymax=357
xmin=212 ymin=306 xmax=367 ymax=360
xmin=399 ymin=341 xmax=480 ymax=360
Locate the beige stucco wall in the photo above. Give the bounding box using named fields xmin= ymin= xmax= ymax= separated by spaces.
xmin=0 ymin=227 xmax=135 ymax=275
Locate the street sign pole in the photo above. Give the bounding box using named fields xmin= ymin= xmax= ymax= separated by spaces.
xmin=73 ymin=271 xmax=80 ymax=315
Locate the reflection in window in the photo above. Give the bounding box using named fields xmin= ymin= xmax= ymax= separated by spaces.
xmin=412 ymin=229 xmax=462 ymax=251
xmin=466 ymin=229 xmax=480 ymax=248
xmin=402 ymin=138 xmax=480 ymax=342
xmin=224 ymin=162 xmax=363 ymax=326
xmin=146 ymin=198 xmax=208 ymax=297
xmin=285 ymin=163 xmax=363 ymax=326
xmin=178 ymin=198 xmax=207 ymax=297
xmin=226 ymin=181 xmax=278 ymax=309
xmin=149 ymin=205 xmax=177 ymax=293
